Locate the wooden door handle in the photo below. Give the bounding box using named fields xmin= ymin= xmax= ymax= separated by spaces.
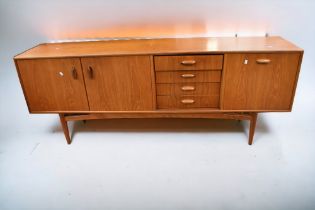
xmin=256 ymin=59 xmax=271 ymax=64
xmin=72 ymin=67 xmax=78 ymax=79
xmin=181 ymin=99 xmax=195 ymax=104
xmin=181 ymin=60 xmax=196 ymax=65
xmin=88 ymin=66 xmax=93 ymax=79
xmin=181 ymin=74 xmax=195 ymax=78
xmin=181 ymin=86 xmax=195 ymax=91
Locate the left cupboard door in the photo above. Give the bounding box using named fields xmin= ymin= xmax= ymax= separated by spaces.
xmin=16 ymin=58 xmax=89 ymax=112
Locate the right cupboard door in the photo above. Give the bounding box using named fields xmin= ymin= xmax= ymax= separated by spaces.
xmin=222 ymin=53 xmax=301 ymax=111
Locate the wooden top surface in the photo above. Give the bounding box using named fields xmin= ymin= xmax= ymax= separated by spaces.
xmin=15 ymin=36 xmax=303 ymax=59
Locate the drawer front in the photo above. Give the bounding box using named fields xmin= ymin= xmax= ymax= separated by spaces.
xmin=155 ymin=70 xmax=221 ymax=83
xmin=156 ymin=83 xmax=221 ymax=96
xmin=157 ymin=95 xmax=220 ymax=109
xmin=154 ymin=55 xmax=223 ymax=71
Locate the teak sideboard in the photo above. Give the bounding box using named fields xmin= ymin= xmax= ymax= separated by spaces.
xmin=14 ymin=36 xmax=303 ymax=145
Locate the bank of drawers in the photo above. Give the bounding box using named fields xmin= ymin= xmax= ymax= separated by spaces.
xmin=154 ymin=55 xmax=223 ymax=109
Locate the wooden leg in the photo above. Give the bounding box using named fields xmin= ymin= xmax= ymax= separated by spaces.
xmin=59 ymin=114 xmax=71 ymax=144
xmin=61 ymin=112 xmax=258 ymax=145
xmin=248 ymin=113 xmax=258 ymax=145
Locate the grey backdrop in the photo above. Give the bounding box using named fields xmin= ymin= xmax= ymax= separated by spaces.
xmin=1 ymin=0 xmax=314 ymax=91
xmin=1 ymin=1 xmax=315 ymax=210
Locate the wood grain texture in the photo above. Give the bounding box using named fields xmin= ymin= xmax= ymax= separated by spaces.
xmin=16 ymin=58 xmax=89 ymax=112
xmin=149 ymin=56 xmax=157 ymax=109
xmin=14 ymin=37 xmax=303 ymax=59
xmin=154 ymin=55 xmax=223 ymax=71
xmin=64 ymin=112 xmax=252 ymax=121
xmin=13 ymin=34 xmax=303 ymax=151
xmin=81 ymin=56 xmax=154 ymax=111
xmin=222 ymin=53 xmax=301 ymax=110
xmin=33 ymin=109 xmax=287 ymax=114
xmin=61 ymin=111 xmax=257 ymax=145
xmin=156 ymin=83 xmax=220 ymax=96
xmin=59 ymin=114 xmax=71 ymax=144
xmin=248 ymin=113 xmax=258 ymax=145
xmin=155 ymin=70 xmax=221 ymax=83
xmin=157 ymin=95 xmax=219 ymax=109
xmin=288 ymin=51 xmax=304 ymax=110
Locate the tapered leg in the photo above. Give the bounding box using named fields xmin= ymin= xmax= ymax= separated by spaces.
xmin=59 ymin=114 xmax=71 ymax=144
xmin=248 ymin=113 xmax=258 ymax=145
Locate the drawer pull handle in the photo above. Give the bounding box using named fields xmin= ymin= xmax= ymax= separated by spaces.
xmin=72 ymin=67 xmax=78 ymax=79
xmin=256 ymin=59 xmax=271 ymax=64
xmin=181 ymin=99 xmax=195 ymax=104
xmin=181 ymin=74 xmax=195 ymax=78
xmin=181 ymin=86 xmax=195 ymax=91
xmin=181 ymin=60 xmax=196 ymax=65
xmin=88 ymin=66 xmax=93 ymax=79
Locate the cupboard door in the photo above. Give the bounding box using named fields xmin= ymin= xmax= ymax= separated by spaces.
xmin=81 ymin=56 xmax=154 ymax=111
xmin=222 ymin=53 xmax=301 ymax=110
xmin=17 ymin=58 xmax=89 ymax=112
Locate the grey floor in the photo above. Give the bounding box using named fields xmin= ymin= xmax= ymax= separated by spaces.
xmin=1 ymin=68 xmax=315 ymax=210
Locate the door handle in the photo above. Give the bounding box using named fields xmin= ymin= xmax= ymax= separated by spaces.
xmin=181 ymin=60 xmax=196 ymax=65
xmin=72 ymin=67 xmax=78 ymax=79
xmin=181 ymin=86 xmax=195 ymax=91
xmin=256 ymin=59 xmax=271 ymax=64
xmin=181 ymin=74 xmax=195 ymax=78
xmin=181 ymin=99 xmax=195 ymax=104
xmin=88 ymin=66 xmax=93 ymax=79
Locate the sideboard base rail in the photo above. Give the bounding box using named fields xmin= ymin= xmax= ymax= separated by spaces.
xmin=59 ymin=112 xmax=258 ymax=145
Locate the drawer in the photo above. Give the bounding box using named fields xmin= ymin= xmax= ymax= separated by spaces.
xmin=157 ymin=95 xmax=220 ymax=109
xmin=155 ymin=70 xmax=221 ymax=83
xmin=154 ymin=55 xmax=223 ymax=71
xmin=156 ymin=83 xmax=221 ymax=96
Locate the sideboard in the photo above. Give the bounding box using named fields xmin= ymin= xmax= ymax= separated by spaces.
xmin=14 ymin=36 xmax=303 ymax=145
